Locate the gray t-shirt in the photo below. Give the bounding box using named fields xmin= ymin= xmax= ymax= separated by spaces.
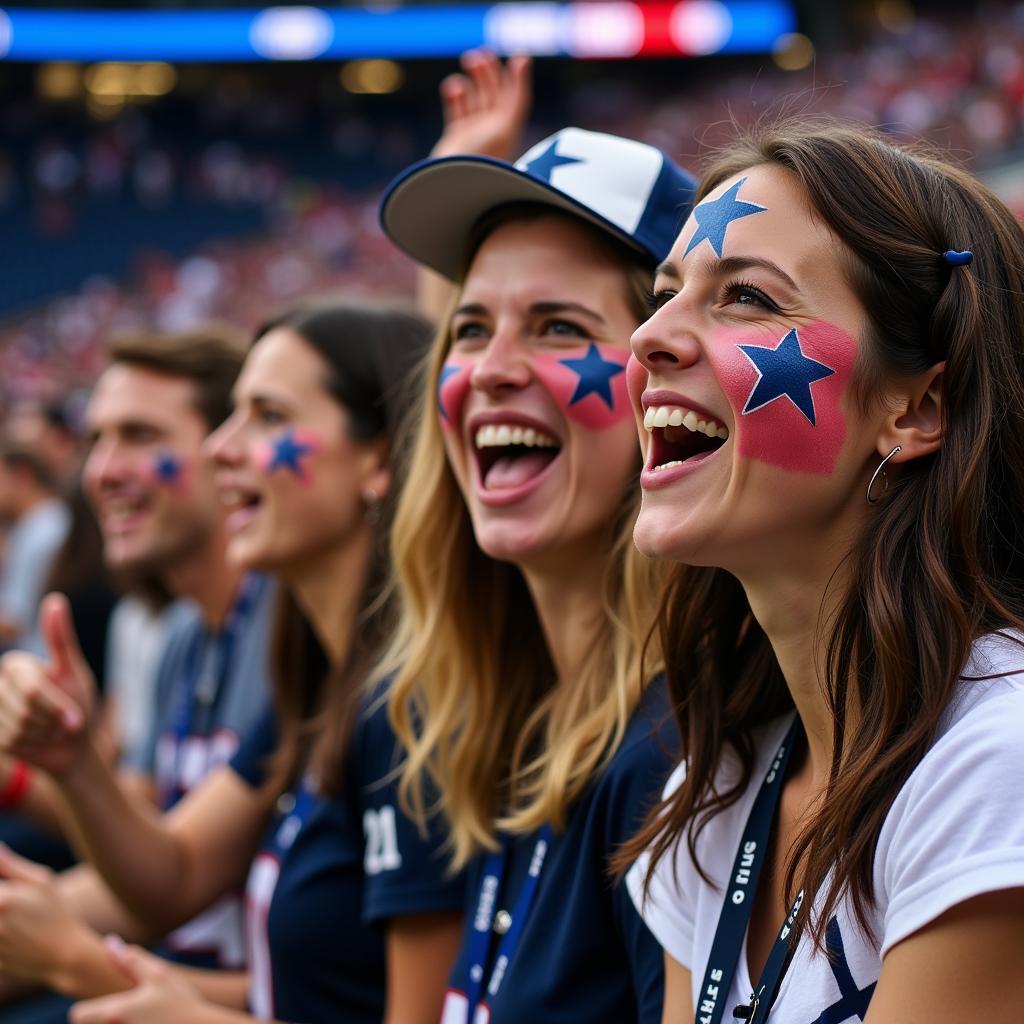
xmin=126 ymin=571 xmax=276 ymax=967
xmin=0 ymin=497 xmax=70 ymax=652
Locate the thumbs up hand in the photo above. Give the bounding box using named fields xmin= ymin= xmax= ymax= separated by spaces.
xmin=0 ymin=593 xmax=96 ymax=777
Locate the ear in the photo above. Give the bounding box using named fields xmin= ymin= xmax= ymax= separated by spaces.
xmin=359 ymin=436 xmax=392 ymax=503
xmin=877 ymin=361 xmax=945 ymax=465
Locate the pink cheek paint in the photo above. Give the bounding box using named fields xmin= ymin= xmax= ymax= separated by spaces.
xmin=256 ymin=428 xmax=321 ymax=485
xmin=709 ymin=321 xmax=856 ymax=475
xmin=533 ymin=342 xmax=631 ymax=430
xmin=437 ymin=355 xmax=473 ymax=429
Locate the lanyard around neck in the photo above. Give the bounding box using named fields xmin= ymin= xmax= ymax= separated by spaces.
xmin=695 ymin=717 xmax=802 ymax=1024
xmin=163 ymin=574 xmax=262 ymax=807
xmin=464 ymin=823 xmax=554 ymax=1020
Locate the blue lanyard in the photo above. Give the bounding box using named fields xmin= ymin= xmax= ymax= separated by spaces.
xmin=464 ymin=823 xmax=554 ymax=1020
xmin=163 ymin=574 xmax=262 ymax=807
xmin=695 ymin=717 xmax=802 ymax=1024
xmin=268 ymin=775 xmax=318 ymax=858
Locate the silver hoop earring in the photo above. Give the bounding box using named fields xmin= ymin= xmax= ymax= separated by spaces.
xmin=866 ymin=446 xmax=901 ymax=505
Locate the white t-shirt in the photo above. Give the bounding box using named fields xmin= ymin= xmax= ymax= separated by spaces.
xmin=628 ymin=631 xmax=1024 ymax=1023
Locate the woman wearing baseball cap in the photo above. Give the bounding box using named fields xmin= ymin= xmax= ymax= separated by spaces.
xmin=378 ymin=56 xmax=697 ymax=1023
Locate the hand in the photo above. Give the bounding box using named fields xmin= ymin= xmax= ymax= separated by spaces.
xmin=0 ymin=594 xmax=94 ymax=776
xmin=0 ymin=844 xmax=96 ymax=992
xmin=71 ymin=940 xmax=208 ymax=1024
xmin=431 ymin=49 xmax=532 ymax=161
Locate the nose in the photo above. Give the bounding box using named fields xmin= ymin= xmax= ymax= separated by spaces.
xmin=203 ymin=413 xmax=245 ymax=467
xmin=469 ymin=330 xmax=533 ymax=397
xmin=82 ymin=437 xmax=127 ymax=493
xmin=630 ymin=298 xmax=702 ymax=374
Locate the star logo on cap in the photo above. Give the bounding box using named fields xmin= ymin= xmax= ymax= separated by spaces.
xmin=523 ymin=140 xmax=584 ymax=183
xmin=268 ymin=430 xmax=314 ymax=474
xmin=559 ymin=344 xmax=625 ymax=409
xmin=739 ymin=328 xmax=835 ymax=426
xmin=685 ymin=177 xmax=766 ymax=257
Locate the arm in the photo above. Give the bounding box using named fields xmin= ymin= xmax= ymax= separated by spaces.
xmin=865 ymin=888 xmax=1024 ymax=1023
xmin=0 ymin=596 xmax=272 ymax=929
xmin=417 ymin=49 xmax=532 ymax=321
xmin=662 ymin=952 xmax=693 ymax=1024
xmin=384 ymin=911 xmax=463 ymax=1024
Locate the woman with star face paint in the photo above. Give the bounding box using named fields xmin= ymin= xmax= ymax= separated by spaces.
xmin=622 ymin=122 xmax=1024 ymax=1021
xmin=0 ymin=302 xmax=469 ymax=1024
xmin=377 ymin=125 xmax=696 ymax=1024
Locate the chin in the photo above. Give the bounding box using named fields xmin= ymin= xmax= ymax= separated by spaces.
xmin=472 ymin=521 xmax=552 ymax=567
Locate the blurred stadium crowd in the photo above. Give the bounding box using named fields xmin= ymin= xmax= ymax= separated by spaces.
xmin=4 ymin=4 xmax=1024 ymax=415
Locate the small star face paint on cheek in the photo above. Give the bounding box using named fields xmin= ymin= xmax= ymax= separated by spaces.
xmin=437 ymin=355 xmax=473 ymax=429
xmin=709 ymin=321 xmax=856 ymax=475
xmin=256 ymin=428 xmax=320 ymax=485
xmin=533 ymin=342 xmax=631 ymax=430
xmin=150 ymin=450 xmax=187 ymax=490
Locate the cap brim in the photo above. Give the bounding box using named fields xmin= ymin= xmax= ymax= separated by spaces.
xmin=379 ymin=154 xmax=650 ymax=283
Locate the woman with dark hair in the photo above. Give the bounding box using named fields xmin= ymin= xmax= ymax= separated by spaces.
xmin=624 ymin=121 xmax=1024 ymax=1021
xmin=0 ymin=301 xmax=464 ymax=1023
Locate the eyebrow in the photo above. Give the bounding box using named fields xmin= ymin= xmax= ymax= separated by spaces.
xmin=453 ymin=300 xmax=607 ymax=324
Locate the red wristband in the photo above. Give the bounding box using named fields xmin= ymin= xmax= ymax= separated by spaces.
xmin=0 ymin=760 xmax=32 ymax=810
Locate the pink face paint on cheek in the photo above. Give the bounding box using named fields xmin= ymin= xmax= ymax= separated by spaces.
xmin=437 ymin=355 xmax=473 ymax=429
xmin=533 ymin=342 xmax=631 ymax=430
xmin=255 ymin=428 xmax=321 ymax=486
xmin=709 ymin=321 xmax=856 ymax=475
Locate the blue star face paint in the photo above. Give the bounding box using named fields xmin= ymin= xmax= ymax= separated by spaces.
xmin=534 ymin=342 xmax=631 ymax=430
xmin=258 ymin=429 xmax=320 ymax=484
xmin=684 ymin=178 xmax=767 ymax=258
xmin=710 ymin=321 xmax=855 ymax=475
xmin=150 ymin=450 xmax=185 ymax=489
xmin=437 ymin=355 xmax=473 ymax=429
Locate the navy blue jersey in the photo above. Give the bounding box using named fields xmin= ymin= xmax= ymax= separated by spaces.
xmin=231 ymin=689 xmax=465 ymax=1023
xmin=443 ymin=679 xmax=678 ymax=1024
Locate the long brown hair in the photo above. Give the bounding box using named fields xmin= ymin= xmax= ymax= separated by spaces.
xmin=257 ymin=301 xmax=433 ymax=796
xmin=623 ymin=120 xmax=1024 ymax=945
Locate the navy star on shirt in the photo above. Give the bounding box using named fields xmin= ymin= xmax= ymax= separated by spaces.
xmin=684 ymin=177 xmax=766 ymax=257
xmin=524 ymin=140 xmax=584 ymax=183
xmin=559 ymin=344 xmax=625 ymax=409
xmin=738 ymin=328 xmax=835 ymax=426
xmin=154 ymin=451 xmax=182 ymax=484
xmin=269 ymin=430 xmax=314 ymax=475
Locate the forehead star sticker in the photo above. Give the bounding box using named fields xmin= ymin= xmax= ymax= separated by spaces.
xmin=559 ymin=343 xmax=626 ymax=410
xmin=739 ymin=328 xmax=836 ymax=426
xmin=685 ymin=177 xmax=766 ymax=258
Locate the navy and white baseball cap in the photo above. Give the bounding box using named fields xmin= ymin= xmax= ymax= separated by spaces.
xmin=379 ymin=127 xmax=697 ymax=281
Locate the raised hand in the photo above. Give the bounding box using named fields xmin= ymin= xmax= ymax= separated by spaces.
xmin=70 ymin=939 xmax=207 ymax=1024
xmin=0 ymin=593 xmax=95 ymax=776
xmin=431 ymin=49 xmax=532 ymax=161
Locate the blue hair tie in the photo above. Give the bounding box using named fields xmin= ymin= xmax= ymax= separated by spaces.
xmin=943 ymin=249 xmax=973 ymax=266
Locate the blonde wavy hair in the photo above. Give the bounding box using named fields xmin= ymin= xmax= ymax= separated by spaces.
xmin=380 ymin=208 xmax=669 ymax=870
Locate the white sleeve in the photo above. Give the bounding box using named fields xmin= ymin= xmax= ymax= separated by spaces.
xmin=626 ymin=760 xmax=697 ymax=970
xmin=878 ymin=683 xmax=1024 ymax=957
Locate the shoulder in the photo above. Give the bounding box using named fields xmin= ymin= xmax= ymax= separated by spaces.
xmin=873 ymin=632 xmax=1024 ymax=953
